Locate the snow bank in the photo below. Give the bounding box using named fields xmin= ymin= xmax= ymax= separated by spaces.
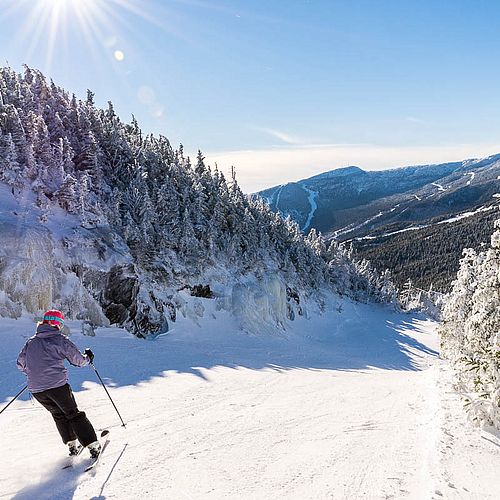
xmin=172 ymin=273 xmax=301 ymax=336
xmin=0 ymin=196 xmax=117 ymax=326
xmin=231 ymin=274 xmax=289 ymax=334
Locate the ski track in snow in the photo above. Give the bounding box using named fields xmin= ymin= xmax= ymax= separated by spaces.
xmin=1 ymin=303 xmax=499 ymax=499
xmin=301 ymin=185 xmax=318 ymax=231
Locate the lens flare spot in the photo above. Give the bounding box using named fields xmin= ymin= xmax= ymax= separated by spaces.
xmin=105 ymin=35 xmax=118 ymax=48
xmin=114 ymin=50 xmax=125 ymax=61
xmin=152 ymin=106 xmax=164 ymax=119
xmin=137 ymin=86 xmax=155 ymax=105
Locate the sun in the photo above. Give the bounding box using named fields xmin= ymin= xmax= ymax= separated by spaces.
xmin=0 ymin=0 xmax=111 ymax=71
xmin=0 ymin=0 xmax=178 ymax=73
xmin=0 ymin=0 xmax=201 ymax=81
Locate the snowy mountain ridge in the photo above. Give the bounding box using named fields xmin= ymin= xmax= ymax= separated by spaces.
xmin=307 ymin=165 xmax=365 ymax=180
xmin=258 ymin=154 xmax=500 ymax=290
xmin=258 ymin=154 xmax=500 ymax=236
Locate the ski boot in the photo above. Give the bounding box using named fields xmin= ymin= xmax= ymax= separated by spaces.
xmin=67 ymin=439 xmax=81 ymax=456
xmin=87 ymin=441 xmax=101 ymax=459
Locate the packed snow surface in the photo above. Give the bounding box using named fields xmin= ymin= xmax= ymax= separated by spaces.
xmin=1 ymin=297 xmax=499 ymax=499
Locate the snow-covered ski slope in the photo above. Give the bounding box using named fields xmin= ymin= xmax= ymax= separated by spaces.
xmin=1 ymin=297 xmax=499 ymax=499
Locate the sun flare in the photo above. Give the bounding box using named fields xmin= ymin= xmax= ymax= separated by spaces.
xmin=0 ymin=0 xmax=176 ymax=73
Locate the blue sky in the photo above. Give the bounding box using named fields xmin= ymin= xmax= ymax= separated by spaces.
xmin=1 ymin=0 xmax=500 ymax=191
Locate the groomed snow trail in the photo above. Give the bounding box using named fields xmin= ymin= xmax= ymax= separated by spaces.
xmin=301 ymin=185 xmax=318 ymax=231
xmin=1 ymin=301 xmax=499 ymax=499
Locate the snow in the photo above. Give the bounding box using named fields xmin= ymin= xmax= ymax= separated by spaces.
xmin=274 ymin=184 xmax=285 ymax=210
xmin=356 ymin=203 xmax=500 ymax=241
xmin=2 ymin=297 xmax=499 ymax=499
xmin=355 ymin=225 xmax=427 ymax=241
xmin=332 ymin=211 xmax=384 ymax=239
xmin=431 ymin=182 xmax=446 ymax=192
xmin=464 ymin=172 xmax=475 ymax=186
xmin=301 ymin=185 xmax=318 ymax=231
xmin=437 ymin=204 xmax=498 ymax=224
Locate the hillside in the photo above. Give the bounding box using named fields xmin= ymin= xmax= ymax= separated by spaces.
xmin=351 ymin=205 xmax=498 ymax=291
xmin=1 ymin=64 xmax=499 ymax=500
xmin=258 ymin=156 xmax=500 ymax=290
xmin=2 ymin=299 xmax=500 ymax=499
xmin=0 ymin=66 xmax=395 ymax=336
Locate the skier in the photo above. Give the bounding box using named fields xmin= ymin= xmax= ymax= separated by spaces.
xmin=16 ymin=309 xmax=101 ymax=458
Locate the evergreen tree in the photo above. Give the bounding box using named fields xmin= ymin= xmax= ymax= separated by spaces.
xmin=440 ymin=221 xmax=500 ymax=428
xmin=0 ymin=64 xmax=398 ymax=334
xmin=0 ymin=132 xmax=23 ymax=187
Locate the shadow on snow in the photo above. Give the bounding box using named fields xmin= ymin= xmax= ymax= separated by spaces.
xmin=1 ymin=309 xmax=438 ymax=403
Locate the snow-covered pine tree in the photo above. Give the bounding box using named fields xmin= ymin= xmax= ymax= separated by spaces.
xmin=440 ymin=220 xmax=500 ymax=428
xmin=0 ymin=132 xmax=23 ymax=188
xmin=0 ymin=64 xmax=399 ymax=334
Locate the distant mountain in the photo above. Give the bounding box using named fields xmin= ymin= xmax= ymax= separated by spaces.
xmin=257 ymin=156 xmax=500 ymax=291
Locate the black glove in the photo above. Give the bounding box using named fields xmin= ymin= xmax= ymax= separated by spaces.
xmin=84 ymin=348 xmax=94 ymax=363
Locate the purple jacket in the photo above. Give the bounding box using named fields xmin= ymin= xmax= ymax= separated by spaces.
xmin=17 ymin=323 xmax=90 ymax=393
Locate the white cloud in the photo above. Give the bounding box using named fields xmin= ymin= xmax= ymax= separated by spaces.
xmin=253 ymin=126 xmax=307 ymax=145
xmin=203 ymin=143 xmax=500 ymax=193
xmin=405 ymin=116 xmax=426 ymax=125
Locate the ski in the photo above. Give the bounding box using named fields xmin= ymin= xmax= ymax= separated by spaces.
xmin=84 ymin=430 xmax=110 ymax=473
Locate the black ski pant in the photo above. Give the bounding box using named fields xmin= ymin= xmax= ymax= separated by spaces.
xmin=32 ymin=383 xmax=97 ymax=447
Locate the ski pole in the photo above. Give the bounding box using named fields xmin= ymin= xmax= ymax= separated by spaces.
xmin=0 ymin=385 xmax=28 ymax=416
xmin=90 ymin=362 xmax=126 ymax=428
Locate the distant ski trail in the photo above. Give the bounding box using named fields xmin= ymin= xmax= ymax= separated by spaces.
xmin=332 ymin=211 xmax=385 ymax=239
xmin=431 ymin=182 xmax=446 ymax=192
xmin=465 ymin=172 xmax=475 ymax=185
xmin=355 ymin=204 xmax=499 ymax=241
xmin=274 ymin=184 xmax=285 ymax=210
xmin=301 ymin=185 xmax=318 ymax=231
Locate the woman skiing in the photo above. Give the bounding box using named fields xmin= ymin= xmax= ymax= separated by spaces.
xmin=16 ymin=309 xmax=101 ymax=458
